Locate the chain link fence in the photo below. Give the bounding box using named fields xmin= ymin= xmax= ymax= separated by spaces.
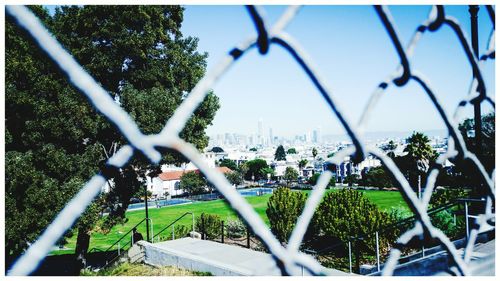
xmin=6 ymin=5 xmax=495 ymax=276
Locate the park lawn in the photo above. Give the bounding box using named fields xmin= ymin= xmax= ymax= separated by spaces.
xmin=359 ymin=190 xmax=409 ymax=211
xmin=53 ymin=194 xmax=273 ymax=255
xmin=52 ymin=189 xmax=406 ymax=255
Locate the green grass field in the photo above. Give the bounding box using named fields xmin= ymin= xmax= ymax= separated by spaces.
xmin=52 ymin=189 xmax=407 ymax=255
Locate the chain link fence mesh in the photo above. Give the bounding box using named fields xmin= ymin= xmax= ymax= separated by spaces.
xmin=6 ymin=5 xmax=495 ymax=276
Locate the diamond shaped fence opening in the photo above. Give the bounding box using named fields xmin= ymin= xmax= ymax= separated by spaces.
xmin=5 ymin=5 xmax=495 ymax=276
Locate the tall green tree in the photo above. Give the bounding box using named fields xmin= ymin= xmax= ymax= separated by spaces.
xmin=274 ymin=145 xmax=286 ymax=161
xmin=218 ymin=158 xmax=237 ymax=171
xmin=266 ymin=187 xmax=307 ymax=244
xmin=298 ymin=159 xmax=308 ymax=171
xmin=260 ymin=167 xmax=275 ymax=180
xmin=308 ymin=173 xmax=337 ymax=187
xmin=458 ymin=112 xmax=495 ymax=174
xmin=381 ymin=140 xmax=398 ymax=158
xmin=311 ymin=190 xmax=393 ymax=255
xmin=435 ymin=112 xmax=495 ymax=198
xmin=312 ymin=147 xmax=318 ymax=159
xmin=344 ymin=174 xmax=359 ymax=187
xmin=359 ymin=167 xmax=393 ymax=189
xmin=6 ymin=5 xmax=219 ymax=268
xmin=395 ymin=132 xmax=437 ymax=190
xmin=180 ymin=171 xmax=207 ymax=195
xmin=225 ymin=171 xmax=244 ymax=186
xmin=283 ymin=167 xmax=299 ymax=185
xmin=243 ymin=159 xmax=269 ymax=181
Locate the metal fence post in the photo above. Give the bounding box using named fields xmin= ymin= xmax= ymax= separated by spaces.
xmin=148 ymin=218 xmax=154 ymax=243
xmin=172 ymin=224 xmax=175 ymax=240
xmin=221 ymin=220 xmax=225 ymax=243
xmin=247 ymin=225 xmax=250 ymax=248
xmin=375 ymin=232 xmax=380 ymax=272
xmin=355 ymin=238 xmax=361 ymax=274
xmin=118 ymin=241 xmax=120 ymax=256
xmin=348 ymin=240 xmax=353 ymax=274
xmin=465 ymin=201 xmax=470 ymax=239
xmin=202 ymin=215 xmax=205 ymax=240
xmin=192 ymin=213 xmax=195 ymax=232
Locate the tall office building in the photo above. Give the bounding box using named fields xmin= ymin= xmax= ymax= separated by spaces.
xmin=258 ymin=118 xmax=263 ymax=145
xmin=269 ymin=128 xmax=273 ymax=145
xmin=258 ymin=118 xmax=263 ymax=137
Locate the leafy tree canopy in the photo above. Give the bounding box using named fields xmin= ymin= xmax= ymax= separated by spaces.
xmin=283 ymin=167 xmax=299 ymax=184
xmin=218 ymin=158 xmax=237 ymax=171
xmin=359 ymin=166 xmax=394 ymax=189
xmin=275 ymin=145 xmax=286 ymax=161
xmin=243 ymin=159 xmax=268 ymax=180
xmin=298 ymin=159 xmax=308 ymax=170
xmin=6 ymin=5 xmax=219 ymax=266
xmin=308 ymin=173 xmax=336 ymax=187
xmin=180 ymin=171 xmax=207 ymax=195
xmin=266 ymin=187 xmax=306 ymax=244
xmin=225 ymin=171 xmax=244 ymax=186
xmin=312 ymin=147 xmax=318 ymax=159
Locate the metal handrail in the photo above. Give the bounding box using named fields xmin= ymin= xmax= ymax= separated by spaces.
xmin=152 ymin=212 xmax=194 ymax=242
xmin=88 ymin=247 xmax=103 ymax=254
xmin=309 ymin=198 xmax=478 ymax=255
xmin=103 ymin=217 xmax=149 ymax=254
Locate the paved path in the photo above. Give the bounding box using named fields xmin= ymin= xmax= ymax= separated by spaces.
xmin=143 ymin=238 xmax=350 ymax=276
xmin=435 ymin=239 xmax=495 ymax=276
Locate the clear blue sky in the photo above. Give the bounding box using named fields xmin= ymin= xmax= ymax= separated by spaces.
xmin=44 ymin=5 xmax=495 ymax=137
xmin=179 ymin=5 xmax=495 ymax=137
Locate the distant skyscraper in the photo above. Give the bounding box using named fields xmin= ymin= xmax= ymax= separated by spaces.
xmin=312 ymin=127 xmax=322 ymax=143
xmin=305 ymin=131 xmax=312 ymax=143
xmin=258 ymin=118 xmax=263 ymax=136
xmin=269 ymin=128 xmax=273 ymax=145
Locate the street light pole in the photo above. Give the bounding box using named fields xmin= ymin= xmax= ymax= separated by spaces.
xmin=469 ymin=5 xmax=482 ymax=154
xmin=144 ymin=184 xmax=150 ymax=242
xmin=469 ymin=5 xmax=486 ymax=200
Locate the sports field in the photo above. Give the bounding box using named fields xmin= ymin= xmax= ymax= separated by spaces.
xmin=52 ymin=189 xmax=407 ymax=255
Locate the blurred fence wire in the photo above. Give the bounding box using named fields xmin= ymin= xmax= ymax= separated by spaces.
xmin=6 ymin=5 xmax=495 ymax=276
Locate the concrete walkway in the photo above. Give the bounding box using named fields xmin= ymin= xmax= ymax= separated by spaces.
xmin=140 ymin=238 xmax=350 ymax=276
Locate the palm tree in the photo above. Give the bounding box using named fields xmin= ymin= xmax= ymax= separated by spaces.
xmin=312 ymin=147 xmax=318 ymax=159
xmin=404 ymin=132 xmax=437 ymax=172
xmin=298 ymin=159 xmax=308 ymax=171
xmin=402 ymin=132 xmax=437 ymax=194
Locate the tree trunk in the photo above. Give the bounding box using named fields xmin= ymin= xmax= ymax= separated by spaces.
xmin=75 ymin=226 xmax=90 ymax=272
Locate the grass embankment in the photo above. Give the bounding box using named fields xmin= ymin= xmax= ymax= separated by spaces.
xmin=81 ymin=262 xmax=211 ymax=276
xmin=53 ymin=189 xmax=407 ymax=255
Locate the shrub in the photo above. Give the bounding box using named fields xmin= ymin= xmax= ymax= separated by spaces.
xmin=359 ymin=166 xmax=393 ymax=189
xmin=157 ymin=224 xmax=190 ymax=242
xmin=225 ymin=219 xmax=246 ymax=238
xmin=266 ymin=187 xmax=307 ymax=244
xmin=430 ymin=209 xmax=463 ymax=240
xmin=308 ymin=173 xmax=336 ymax=188
xmin=430 ymin=188 xmax=469 ymax=207
xmin=311 ymin=189 xmax=394 ymax=253
xmin=383 ymin=206 xmax=414 ymax=244
xmin=195 ymin=213 xmax=222 ymax=240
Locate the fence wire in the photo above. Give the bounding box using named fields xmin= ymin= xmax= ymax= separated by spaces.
xmin=6 ymin=5 xmax=495 ymax=276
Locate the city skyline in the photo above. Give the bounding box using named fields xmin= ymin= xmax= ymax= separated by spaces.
xmin=180 ymin=5 xmax=495 ymax=137
xmin=209 ymin=117 xmax=448 ymax=148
